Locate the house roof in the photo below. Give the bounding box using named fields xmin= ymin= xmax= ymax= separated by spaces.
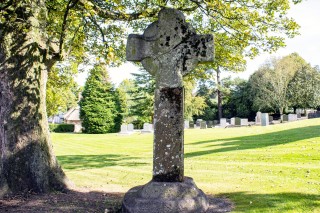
xmin=64 ymin=107 xmax=81 ymax=121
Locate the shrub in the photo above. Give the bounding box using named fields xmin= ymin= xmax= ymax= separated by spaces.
xmin=49 ymin=124 xmax=75 ymax=132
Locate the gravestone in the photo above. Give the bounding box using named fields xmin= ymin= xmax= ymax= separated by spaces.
xmin=235 ymin=117 xmax=241 ymax=126
xmin=230 ymin=117 xmax=235 ymax=125
xmin=261 ymin=113 xmax=269 ymax=126
xmin=269 ymin=115 xmax=273 ymax=122
xmin=308 ymin=111 xmax=320 ymax=119
xmin=207 ymin=121 xmax=213 ymax=128
xmin=213 ymin=120 xmax=219 ymax=125
xmin=184 ymin=120 xmax=190 ymax=129
xmin=189 ymin=120 xmax=195 ymax=128
xmin=255 ymin=111 xmax=262 ymax=124
xmin=288 ymin=114 xmax=298 ymax=121
xmin=196 ymin=119 xmax=202 ymax=128
xmin=200 ymin=121 xmax=207 ymax=129
xmin=119 ymin=124 xmax=131 ymax=135
xmin=128 ymin=123 xmax=134 ymax=132
xmin=141 ymin=123 xmax=153 ymax=133
xmin=122 ymin=8 xmax=214 ymax=213
xmin=241 ymin=119 xmax=248 ymax=126
xmin=220 ymin=118 xmax=227 ymax=127
xmin=282 ymin=114 xmax=289 ymax=122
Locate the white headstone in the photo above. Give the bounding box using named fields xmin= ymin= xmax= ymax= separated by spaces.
xmin=119 ymin=124 xmax=132 ymax=135
xmin=255 ymin=111 xmax=262 ymax=124
xmin=240 ymin=119 xmax=248 ymax=126
xmin=220 ymin=118 xmax=228 ymax=127
xmin=261 ymin=113 xmax=269 ymax=126
xmin=128 ymin=123 xmax=134 ymax=132
xmin=184 ymin=120 xmax=190 ymax=129
xmin=231 ymin=117 xmax=235 ymax=125
xmin=141 ymin=123 xmax=153 ymax=133
xmin=288 ymin=114 xmax=298 ymax=121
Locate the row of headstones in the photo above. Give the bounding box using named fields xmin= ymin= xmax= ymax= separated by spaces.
xmin=256 ymin=112 xmax=301 ymax=126
xmin=119 ymin=123 xmax=154 ymax=134
xmin=308 ymin=111 xmax=320 ymax=119
xmin=184 ymin=120 xmax=217 ymax=129
xmin=184 ymin=117 xmax=250 ymax=129
xmin=121 ymin=112 xmax=304 ymax=134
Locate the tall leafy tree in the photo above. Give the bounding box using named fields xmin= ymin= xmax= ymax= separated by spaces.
xmin=288 ymin=65 xmax=320 ymax=111
xmin=80 ymin=64 xmax=122 ymax=133
xmin=46 ymin=64 xmax=79 ymax=117
xmin=0 ymin=0 xmax=303 ymax=194
xmin=249 ymin=53 xmax=307 ymax=114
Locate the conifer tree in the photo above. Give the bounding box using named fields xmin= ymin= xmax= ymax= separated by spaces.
xmin=80 ymin=65 xmax=122 ymax=133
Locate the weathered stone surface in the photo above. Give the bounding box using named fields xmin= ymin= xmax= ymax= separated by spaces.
xmin=255 ymin=111 xmax=262 ymax=124
xmin=126 ymin=8 xmax=213 ymax=182
xmin=127 ymin=8 xmax=213 ymax=88
xmin=235 ymin=117 xmax=241 ymax=126
xmin=200 ymin=121 xmax=207 ymax=129
xmin=153 ymin=87 xmax=184 ymax=182
xmin=122 ymin=177 xmax=209 ymax=213
xmin=123 ymin=8 xmax=214 ymax=213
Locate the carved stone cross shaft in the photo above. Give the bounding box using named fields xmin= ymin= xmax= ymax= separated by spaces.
xmin=127 ymin=8 xmax=213 ymax=182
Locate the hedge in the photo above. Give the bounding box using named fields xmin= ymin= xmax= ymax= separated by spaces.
xmin=49 ymin=124 xmax=75 ymax=132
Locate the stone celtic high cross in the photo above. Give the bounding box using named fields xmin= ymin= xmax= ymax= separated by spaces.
xmin=127 ymin=8 xmax=213 ymax=182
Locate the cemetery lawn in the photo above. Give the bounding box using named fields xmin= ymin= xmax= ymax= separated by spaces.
xmin=52 ymin=118 xmax=320 ymax=213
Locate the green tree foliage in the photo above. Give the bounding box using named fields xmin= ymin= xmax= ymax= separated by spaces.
xmin=184 ymin=80 xmax=207 ymax=120
xmin=288 ymin=65 xmax=320 ymax=110
xmin=46 ymin=64 xmax=79 ymax=117
xmin=223 ymin=78 xmax=254 ymax=119
xmin=249 ymin=53 xmax=317 ymax=114
xmin=80 ymin=65 xmax=122 ymax=133
xmin=194 ymin=78 xmax=217 ymax=120
xmin=130 ymin=69 xmax=155 ymax=125
xmin=117 ymin=79 xmax=136 ymax=123
xmin=0 ymin=0 xmax=304 ymax=195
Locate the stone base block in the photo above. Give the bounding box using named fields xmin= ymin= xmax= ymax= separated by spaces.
xmin=122 ymin=177 xmax=209 ymax=213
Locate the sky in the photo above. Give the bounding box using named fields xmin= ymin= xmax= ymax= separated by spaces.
xmin=76 ymin=0 xmax=320 ymax=86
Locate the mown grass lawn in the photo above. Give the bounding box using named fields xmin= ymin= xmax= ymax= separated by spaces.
xmin=52 ymin=118 xmax=320 ymax=212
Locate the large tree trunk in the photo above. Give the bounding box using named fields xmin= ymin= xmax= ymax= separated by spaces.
xmin=0 ymin=0 xmax=69 ymax=197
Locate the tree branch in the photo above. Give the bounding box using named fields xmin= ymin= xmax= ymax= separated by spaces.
xmin=78 ymin=0 xmax=197 ymax=21
xmin=57 ymin=0 xmax=79 ymax=60
xmin=0 ymin=0 xmax=13 ymax=11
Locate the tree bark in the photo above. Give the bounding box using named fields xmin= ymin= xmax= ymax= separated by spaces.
xmin=216 ymin=68 xmax=223 ymax=120
xmin=0 ymin=0 xmax=70 ymax=197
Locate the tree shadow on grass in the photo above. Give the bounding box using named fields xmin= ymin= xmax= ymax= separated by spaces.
xmin=185 ymin=125 xmax=320 ymax=158
xmin=1 ymin=190 xmax=318 ymax=213
xmin=216 ymin=191 xmax=320 ymax=212
xmin=0 ymin=189 xmax=124 ymax=213
xmin=57 ymin=154 xmax=147 ymax=170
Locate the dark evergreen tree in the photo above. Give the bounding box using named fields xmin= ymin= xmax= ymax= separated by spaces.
xmin=80 ymin=65 xmax=122 ymax=133
xmin=194 ymin=79 xmax=218 ymax=121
